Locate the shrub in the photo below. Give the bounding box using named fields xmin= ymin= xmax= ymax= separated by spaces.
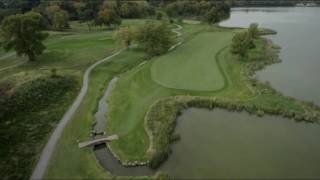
xmin=248 ymin=23 xmax=259 ymax=39
xmin=156 ymin=11 xmax=163 ymax=20
xmin=256 ymin=110 xmax=265 ymax=117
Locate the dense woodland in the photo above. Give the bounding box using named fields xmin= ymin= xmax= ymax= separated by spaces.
xmin=1 ymin=0 xmax=319 ymax=23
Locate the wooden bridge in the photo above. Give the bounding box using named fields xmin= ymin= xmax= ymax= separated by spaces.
xmin=78 ymin=135 xmax=119 ymax=148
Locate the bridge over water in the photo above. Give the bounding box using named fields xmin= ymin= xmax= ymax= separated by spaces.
xmin=78 ymin=135 xmax=119 ymax=148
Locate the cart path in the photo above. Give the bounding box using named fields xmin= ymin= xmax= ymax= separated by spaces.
xmin=30 ymin=49 xmax=123 ymax=180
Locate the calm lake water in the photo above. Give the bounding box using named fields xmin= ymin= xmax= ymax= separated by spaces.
xmin=160 ymin=8 xmax=320 ymax=178
xmin=160 ymin=108 xmax=320 ymax=179
xmin=220 ymin=7 xmax=320 ymax=105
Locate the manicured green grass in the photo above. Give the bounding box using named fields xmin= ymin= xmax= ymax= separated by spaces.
xmin=151 ymin=31 xmax=233 ymax=91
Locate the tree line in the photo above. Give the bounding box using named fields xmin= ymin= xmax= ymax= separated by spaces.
xmin=0 ymin=0 xmax=156 ymax=29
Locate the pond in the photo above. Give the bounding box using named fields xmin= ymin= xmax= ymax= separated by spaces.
xmin=220 ymin=7 xmax=320 ymax=105
xmin=160 ymin=108 xmax=320 ymax=179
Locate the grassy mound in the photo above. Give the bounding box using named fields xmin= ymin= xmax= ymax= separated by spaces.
xmin=151 ymin=31 xmax=233 ymax=91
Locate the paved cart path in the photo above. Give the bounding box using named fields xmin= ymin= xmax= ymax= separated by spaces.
xmin=30 ymin=50 xmax=123 ymax=180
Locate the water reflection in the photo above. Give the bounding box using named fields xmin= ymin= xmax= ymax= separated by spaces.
xmin=160 ymin=108 xmax=320 ymax=179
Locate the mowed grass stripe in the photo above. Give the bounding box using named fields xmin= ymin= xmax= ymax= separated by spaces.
xmin=151 ymin=31 xmax=234 ymax=91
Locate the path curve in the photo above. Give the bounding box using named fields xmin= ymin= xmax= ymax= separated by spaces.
xmin=169 ymin=24 xmax=183 ymax=51
xmin=30 ymin=49 xmax=123 ymax=180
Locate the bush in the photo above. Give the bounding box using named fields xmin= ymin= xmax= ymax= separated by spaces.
xmin=248 ymin=23 xmax=259 ymax=39
xmin=156 ymin=11 xmax=164 ymax=20
xmin=256 ymin=110 xmax=265 ymax=117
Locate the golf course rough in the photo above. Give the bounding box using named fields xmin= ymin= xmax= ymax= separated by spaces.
xmin=151 ymin=31 xmax=233 ymax=91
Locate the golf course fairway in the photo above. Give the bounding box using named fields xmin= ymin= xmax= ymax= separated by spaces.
xmin=151 ymin=31 xmax=233 ymax=91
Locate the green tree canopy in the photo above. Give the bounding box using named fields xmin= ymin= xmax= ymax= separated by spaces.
xmin=118 ymin=1 xmax=154 ymax=18
xmin=113 ymin=26 xmax=137 ymax=48
xmin=0 ymin=12 xmax=48 ymax=61
xmin=231 ymin=31 xmax=253 ymax=58
xmin=96 ymin=7 xmax=121 ymax=27
xmin=45 ymin=5 xmax=69 ymax=31
xmin=53 ymin=9 xmax=69 ymax=31
xmin=136 ymin=21 xmax=174 ymax=57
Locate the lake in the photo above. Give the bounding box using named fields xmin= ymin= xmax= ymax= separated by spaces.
xmin=220 ymin=7 xmax=320 ymax=105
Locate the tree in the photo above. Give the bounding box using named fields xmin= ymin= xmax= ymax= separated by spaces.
xmin=231 ymin=31 xmax=253 ymax=58
xmin=205 ymin=7 xmax=219 ymax=23
xmin=136 ymin=21 xmax=174 ymax=56
xmin=53 ymin=9 xmax=69 ymax=31
xmin=44 ymin=5 xmax=69 ymax=31
xmin=96 ymin=7 xmax=121 ymax=28
xmin=0 ymin=12 xmax=48 ymax=61
xmin=78 ymin=0 xmax=104 ymax=31
xmin=113 ymin=26 xmax=137 ymax=48
xmin=119 ymin=2 xmax=130 ymax=17
xmin=248 ymin=23 xmax=259 ymax=39
xmin=118 ymin=1 xmax=154 ymax=18
xmin=79 ymin=8 xmax=94 ymax=31
xmin=5 ymin=0 xmax=41 ymax=12
xmin=205 ymin=2 xmax=231 ymax=24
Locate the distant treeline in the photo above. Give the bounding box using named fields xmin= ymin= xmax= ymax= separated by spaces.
xmin=0 ymin=0 xmax=319 ymax=23
xmin=147 ymin=0 xmax=320 ymax=7
xmin=231 ymin=0 xmax=320 ymax=6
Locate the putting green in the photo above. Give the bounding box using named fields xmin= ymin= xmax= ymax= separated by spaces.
xmin=151 ymin=31 xmax=233 ymax=91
